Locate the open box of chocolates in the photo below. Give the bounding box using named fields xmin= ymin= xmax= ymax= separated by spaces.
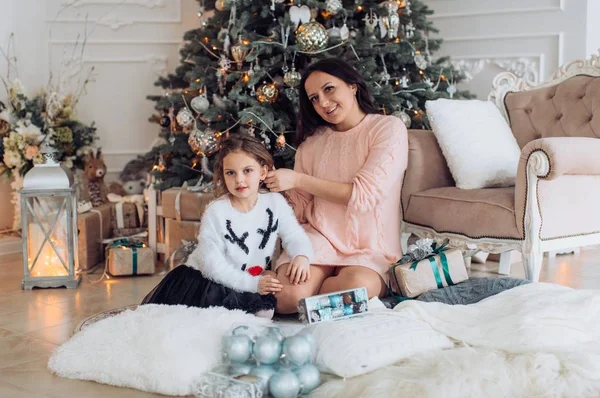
xmin=298 ymin=287 xmax=369 ymax=324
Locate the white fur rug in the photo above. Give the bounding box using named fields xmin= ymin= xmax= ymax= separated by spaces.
xmin=48 ymin=305 xmax=270 ymax=396
xmin=48 ymin=284 xmax=600 ymax=397
xmin=312 ymin=345 xmax=600 ymax=398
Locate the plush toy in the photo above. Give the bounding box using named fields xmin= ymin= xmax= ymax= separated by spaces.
xmin=108 ymin=158 xmax=148 ymax=197
xmin=81 ymin=149 xmax=108 ymax=207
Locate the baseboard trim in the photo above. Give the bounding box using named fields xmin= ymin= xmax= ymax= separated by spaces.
xmin=0 ymin=237 xmax=21 ymax=256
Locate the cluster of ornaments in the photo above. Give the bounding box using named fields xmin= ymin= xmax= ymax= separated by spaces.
xmin=218 ymin=326 xmax=322 ymax=398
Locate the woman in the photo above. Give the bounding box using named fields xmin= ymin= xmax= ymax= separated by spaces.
xmin=264 ymin=58 xmax=408 ymax=314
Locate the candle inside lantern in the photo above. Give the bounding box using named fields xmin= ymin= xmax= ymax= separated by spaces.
xmin=27 ymin=222 xmax=69 ymax=277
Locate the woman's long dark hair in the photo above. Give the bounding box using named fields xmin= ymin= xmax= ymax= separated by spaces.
xmin=296 ymin=58 xmax=379 ymax=146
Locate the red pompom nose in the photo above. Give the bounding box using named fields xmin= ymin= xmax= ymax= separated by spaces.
xmin=247 ymin=266 xmax=263 ymax=276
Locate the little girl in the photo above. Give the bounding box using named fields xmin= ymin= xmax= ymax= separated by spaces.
xmin=142 ymin=135 xmax=313 ymax=318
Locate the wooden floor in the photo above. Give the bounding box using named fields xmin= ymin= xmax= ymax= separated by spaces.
xmin=0 ymin=248 xmax=598 ymax=397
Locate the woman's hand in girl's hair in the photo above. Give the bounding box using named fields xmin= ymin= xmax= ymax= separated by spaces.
xmin=287 ymin=255 xmax=310 ymax=285
xmin=264 ymin=167 xmax=298 ymax=192
xmin=258 ymin=274 xmax=283 ymax=295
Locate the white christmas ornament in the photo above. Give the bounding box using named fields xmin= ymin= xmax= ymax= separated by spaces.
xmin=289 ymin=5 xmax=311 ymax=29
xmin=340 ymin=23 xmax=350 ymax=40
xmin=415 ymin=53 xmax=428 ymax=69
xmin=325 ymin=0 xmax=343 ymax=14
xmin=191 ymin=95 xmax=210 ymax=113
xmin=176 ymin=108 xmax=194 ymax=129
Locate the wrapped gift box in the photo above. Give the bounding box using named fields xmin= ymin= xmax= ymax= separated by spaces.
xmin=107 ymin=240 xmax=155 ymax=276
xmin=161 ymin=187 xmax=214 ymax=221
xmin=110 ymin=200 xmax=147 ymax=231
xmin=389 ymin=247 xmax=468 ymax=298
xmin=77 ymin=203 xmax=112 ymax=270
xmin=165 ymin=218 xmax=201 ymax=258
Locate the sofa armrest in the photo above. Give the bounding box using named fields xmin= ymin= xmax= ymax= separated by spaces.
xmin=514 ymin=136 xmax=600 ymax=237
xmin=520 ymin=137 xmax=600 ymax=179
xmin=402 ymin=130 xmax=454 ymax=215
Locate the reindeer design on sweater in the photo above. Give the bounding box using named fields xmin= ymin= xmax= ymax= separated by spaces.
xmin=187 ymin=192 xmax=314 ymax=293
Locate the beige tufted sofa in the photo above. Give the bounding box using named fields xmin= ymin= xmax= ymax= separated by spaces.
xmin=400 ymin=52 xmax=600 ymax=281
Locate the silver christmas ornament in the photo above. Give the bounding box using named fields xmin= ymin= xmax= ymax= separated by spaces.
xmin=269 ymin=370 xmax=301 ymax=398
xmin=393 ymin=110 xmax=412 ymax=128
xmin=293 ymin=364 xmax=321 ymax=394
xmin=252 ymin=335 xmax=282 ymax=365
xmin=222 ymin=334 xmax=253 ymax=363
xmin=325 ymin=0 xmax=343 ymax=14
xmin=414 ymin=53 xmax=428 ymax=69
xmin=282 ymin=335 xmax=312 ymax=366
xmin=327 ymin=26 xmax=341 ymax=41
xmin=191 ymin=95 xmax=210 ymax=113
xmin=295 ymin=21 xmax=328 ymax=52
xmin=176 ymin=108 xmax=194 ymax=129
xmin=188 ymin=128 xmax=207 ymax=155
xmin=188 ymin=127 xmax=217 ymax=156
xmin=250 ymin=364 xmax=278 ymax=385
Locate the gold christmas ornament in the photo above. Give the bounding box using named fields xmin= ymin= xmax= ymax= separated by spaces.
xmin=214 ymin=0 xmax=231 ymax=11
xmin=230 ymin=43 xmax=250 ymax=68
xmin=295 ymin=21 xmax=328 ymax=52
xmin=283 ymin=67 xmax=302 ymax=88
xmin=188 ymin=127 xmax=218 ymax=156
xmin=275 ymin=133 xmax=286 ymax=149
xmin=256 ymin=82 xmax=279 ymax=104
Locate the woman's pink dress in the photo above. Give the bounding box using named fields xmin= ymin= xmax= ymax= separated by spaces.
xmin=275 ymin=113 xmax=408 ymax=282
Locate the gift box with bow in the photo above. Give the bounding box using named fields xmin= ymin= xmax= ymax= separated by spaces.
xmin=107 ymin=193 xmax=147 ymax=233
xmin=389 ymin=239 xmax=469 ymax=298
xmin=107 ymin=238 xmax=155 ymax=276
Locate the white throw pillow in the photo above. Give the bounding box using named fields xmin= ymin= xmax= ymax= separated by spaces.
xmin=305 ymin=312 xmax=454 ymax=378
xmin=425 ymin=99 xmax=521 ymax=189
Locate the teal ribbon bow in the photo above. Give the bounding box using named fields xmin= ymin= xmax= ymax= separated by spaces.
xmin=408 ymin=243 xmax=454 ymax=289
xmin=111 ymin=239 xmax=144 ymax=275
xmin=388 ymin=242 xmax=455 ymax=301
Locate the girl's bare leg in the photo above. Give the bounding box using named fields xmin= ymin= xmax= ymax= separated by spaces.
xmin=274 ymin=264 xmax=335 ymax=314
xmin=319 ymin=266 xmax=387 ymax=298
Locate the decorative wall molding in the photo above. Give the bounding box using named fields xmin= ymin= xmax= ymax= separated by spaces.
xmin=443 ymin=32 xmax=563 ymax=73
xmin=48 ymin=0 xmax=181 ymax=30
xmin=443 ymin=32 xmax=561 ymax=43
xmin=61 ymin=0 xmax=166 ymax=8
xmin=450 ymin=55 xmax=544 ymax=83
xmin=79 ymin=54 xmax=168 ymax=75
xmin=429 ymin=0 xmax=564 ymax=19
xmin=50 ymin=39 xmax=181 ymax=45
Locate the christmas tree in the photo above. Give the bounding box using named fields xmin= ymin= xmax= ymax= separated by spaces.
xmin=141 ymin=0 xmax=471 ymax=190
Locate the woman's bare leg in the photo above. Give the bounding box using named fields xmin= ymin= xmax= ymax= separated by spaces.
xmin=319 ymin=266 xmax=387 ymax=298
xmin=275 ymin=264 xmax=335 ymax=314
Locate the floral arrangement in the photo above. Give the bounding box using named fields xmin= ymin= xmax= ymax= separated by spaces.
xmin=0 ymin=81 xmax=98 ymax=177
xmin=0 ymin=33 xmax=99 ymax=230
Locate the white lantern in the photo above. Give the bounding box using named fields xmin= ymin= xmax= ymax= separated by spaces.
xmin=19 ymin=143 xmax=80 ymax=289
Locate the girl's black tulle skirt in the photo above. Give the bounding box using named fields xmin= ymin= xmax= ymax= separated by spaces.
xmin=141 ymin=265 xmax=276 ymax=313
